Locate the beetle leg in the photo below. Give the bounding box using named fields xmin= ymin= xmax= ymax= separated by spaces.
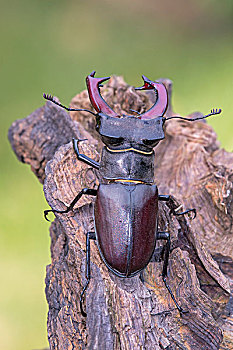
xmin=172 ymin=207 xmax=196 ymax=220
xmin=73 ymin=138 xmax=100 ymax=169
xmin=157 ymin=231 xmax=187 ymax=314
xmin=44 ymin=188 xmax=97 ymax=221
xmin=158 ymin=195 xmax=196 ymax=219
xmin=80 ymin=231 xmax=96 ymax=317
xmin=158 ymin=195 xmax=170 ymax=201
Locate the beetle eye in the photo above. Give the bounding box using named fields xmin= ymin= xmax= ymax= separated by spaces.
xmin=108 ymin=137 xmax=124 ymax=146
xmin=102 ymin=136 xmax=124 ymax=146
xmin=142 ymin=139 xmax=158 ymax=147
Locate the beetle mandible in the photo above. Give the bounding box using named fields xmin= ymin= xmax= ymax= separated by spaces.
xmin=43 ymin=71 xmax=221 ymax=317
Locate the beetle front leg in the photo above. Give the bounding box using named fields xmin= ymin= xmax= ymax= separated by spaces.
xmin=73 ymin=138 xmax=100 ymax=169
xmin=157 ymin=231 xmax=187 ymax=314
xmin=80 ymin=231 xmax=96 ymax=317
xmin=44 ymin=188 xmax=97 ymax=221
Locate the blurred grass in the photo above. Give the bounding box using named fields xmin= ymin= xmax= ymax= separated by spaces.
xmin=0 ymin=0 xmax=232 ymax=349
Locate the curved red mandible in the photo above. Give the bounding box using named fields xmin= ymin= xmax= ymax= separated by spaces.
xmin=135 ymin=75 xmax=168 ymax=119
xmin=86 ymin=71 xmax=120 ymax=117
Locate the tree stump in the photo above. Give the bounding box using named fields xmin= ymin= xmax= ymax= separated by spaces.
xmin=8 ymin=76 xmax=233 ymax=350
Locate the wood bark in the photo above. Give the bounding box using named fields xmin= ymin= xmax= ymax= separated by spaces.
xmin=8 ymin=76 xmax=233 ymax=350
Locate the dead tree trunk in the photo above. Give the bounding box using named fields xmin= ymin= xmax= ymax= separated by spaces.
xmin=8 ymin=76 xmax=233 ymax=350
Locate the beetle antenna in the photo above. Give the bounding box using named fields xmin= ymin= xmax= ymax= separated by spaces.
xmin=166 ymin=108 xmax=222 ymax=121
xmin=43 ymin=93 xmax=97 ymax=116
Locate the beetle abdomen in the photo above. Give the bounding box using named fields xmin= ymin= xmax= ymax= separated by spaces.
xmin=94 ymin=183 xmax=158 ymax=277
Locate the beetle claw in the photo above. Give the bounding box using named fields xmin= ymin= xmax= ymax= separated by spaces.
xmin=44 ymin=209 xmax=52 ymax=222
xmin=179 ymin=308 xmax=189 ymax=315
xmin=80 ymin=297 xmax=87 ymax=317
xmin=80 ymin=280 xmax=90 ymax=317
xmin=189 ymin=208 xmax=196 ymax=220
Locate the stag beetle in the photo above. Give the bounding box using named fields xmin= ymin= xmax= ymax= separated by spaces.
xmin=44 ymin=71 xmax=221 ymax=317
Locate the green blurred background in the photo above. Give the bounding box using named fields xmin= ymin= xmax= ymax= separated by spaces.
xmin=0 ymin=0 xmax=232 ymax=349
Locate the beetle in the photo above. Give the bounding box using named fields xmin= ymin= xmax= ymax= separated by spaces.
xmin=43 ymin=71 xmax=221 ymax=317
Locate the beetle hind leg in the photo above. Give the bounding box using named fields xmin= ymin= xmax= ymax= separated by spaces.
xmin=44 ymin=188 xmax=97 ymax=221
xmin=80 ymin=231 xmax=96 ymax=317
xmin=157 ymin=231 xmax=187 ymax=314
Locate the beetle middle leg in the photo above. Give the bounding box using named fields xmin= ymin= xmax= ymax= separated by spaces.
xmin=80 ymin=231 xmax=96 ymax=317
xmin=157 ymin=231 xmax=187 ymax=314
xmin=158 ymin=195 xmax=196 ymax=219
xmin=44 ymin=188 xmax=97 ymax=221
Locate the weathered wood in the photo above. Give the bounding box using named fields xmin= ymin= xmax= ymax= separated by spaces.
xmin=8 ymin=76 xmax=233 ymax=349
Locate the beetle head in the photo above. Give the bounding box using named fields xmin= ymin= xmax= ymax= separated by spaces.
xmin=43 ymin=71 xmax=221 ymax=144
xmin=86 ymin=72 xmax=167 ymax=150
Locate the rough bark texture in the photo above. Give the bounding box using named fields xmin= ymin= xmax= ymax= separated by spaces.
xmin=8 ymin=76 xmax=233 ymax=350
